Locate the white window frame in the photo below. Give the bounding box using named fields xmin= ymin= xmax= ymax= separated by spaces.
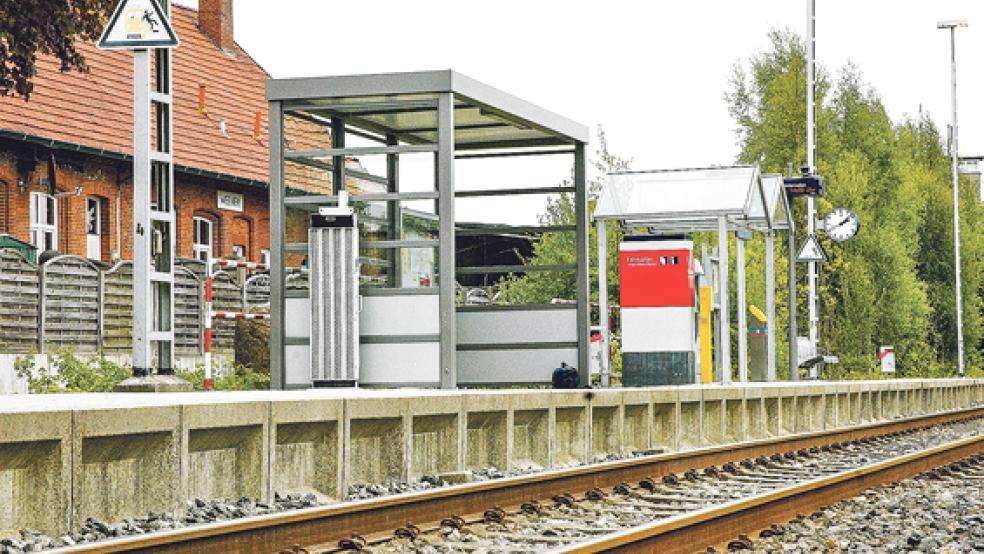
xmin=193 ymin=216 xmax=214 ymax=263
xmin=260 ymin=248 xmax=270 ymax=267
xmin=29 ymin=192 xmax=57 ymax=251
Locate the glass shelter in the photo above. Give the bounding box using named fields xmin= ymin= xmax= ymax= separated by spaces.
xmin=267 ymin=70 xmax=591 ymax=389
xmin=593 ymin=166 xmax=795 ymax=385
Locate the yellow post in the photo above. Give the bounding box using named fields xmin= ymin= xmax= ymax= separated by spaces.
xmin=699 ymin=285 xmax=713 ymax=384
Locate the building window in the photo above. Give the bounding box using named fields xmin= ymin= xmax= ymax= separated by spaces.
xmin=261 ymin=248 xmax=270 ymax=267
xmin=193 ymin=216 xmax=214 ymax=263
xmin=232 ymin=244 xmax=245 ymax=259
xmin=30 ymin=192 xmax=57 ymax=251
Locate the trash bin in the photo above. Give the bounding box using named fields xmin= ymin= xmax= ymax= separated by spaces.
xmin=748 ymin=305 xmax=768 ymax=381
xmin=0 ymin=234 xmax=37 ymax=264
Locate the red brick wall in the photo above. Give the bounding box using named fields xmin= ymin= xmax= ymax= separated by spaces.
xmin=0 ymin=148 xmax=270 ymax=263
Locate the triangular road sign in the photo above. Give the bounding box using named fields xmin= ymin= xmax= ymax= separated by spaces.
xmin=796 ymin=234 xmax=828 ymax=263
xmin=98 ymin=0 xmax=179 ymax=50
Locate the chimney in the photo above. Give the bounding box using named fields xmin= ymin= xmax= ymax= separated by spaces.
xmin=199 ymin=0 xmax=234 ymax=52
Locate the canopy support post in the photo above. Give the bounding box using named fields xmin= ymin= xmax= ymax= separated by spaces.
xmin=736 ymin=232 xmax=748 ymax=383
xmin=765 ymin=231 xmax=777 ymax=382
xmin=717 ymin=216 xmax=731 ymax=384
xmin=597 ymin=219 xmax=610 ymax=387
xmin=787 ymin=206 xmax=799 ymax=381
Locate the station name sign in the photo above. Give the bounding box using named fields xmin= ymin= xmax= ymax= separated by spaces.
xmin=783 ymin=175 xmax=825 ymax=197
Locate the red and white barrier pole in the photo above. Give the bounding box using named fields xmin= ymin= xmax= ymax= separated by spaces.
xmin=204 ymin=261 xmax=214 ymax=391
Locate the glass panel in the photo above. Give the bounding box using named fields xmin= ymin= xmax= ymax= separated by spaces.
xmin=45 ymin=196 xmax=56 ymax=226
xmin=87 ymin=198 xmax=98 ymax=234
xmin=595 ymin=167 xmax=758 ymax=219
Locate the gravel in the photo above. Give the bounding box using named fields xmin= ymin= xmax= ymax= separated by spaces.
xmin=731 ymin=457 xmax=984 ymax=553
xmin=0 ymin=494 xmax=319 ymax=553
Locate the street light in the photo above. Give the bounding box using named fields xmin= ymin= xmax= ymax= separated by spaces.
xmin=937 ymin=19 xmax=968 ymax=377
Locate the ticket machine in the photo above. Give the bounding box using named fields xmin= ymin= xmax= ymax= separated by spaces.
xmin=619 ymin=236 xmax=696 ymax=385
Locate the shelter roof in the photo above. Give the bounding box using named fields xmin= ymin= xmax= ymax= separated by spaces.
xmin=594 ymin=166 xmax=792 ymax=232
xmin=267 ymin=70 xmax=589 ymax=149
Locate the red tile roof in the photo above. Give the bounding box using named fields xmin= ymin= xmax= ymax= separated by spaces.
xmin=0 ymin=4 xmax=270 ymax=185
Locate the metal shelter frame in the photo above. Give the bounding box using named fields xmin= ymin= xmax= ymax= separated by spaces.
xmin=593 ymin=166 xmax=794 ymax=385
xmin=267 ymin=70 xmax=591 ymax=389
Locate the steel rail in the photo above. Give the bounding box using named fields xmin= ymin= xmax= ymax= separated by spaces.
xmin=558 ymin=434 xmax=984 ymax=554
xmin=52 ymin=405 xmax=984 ymax=554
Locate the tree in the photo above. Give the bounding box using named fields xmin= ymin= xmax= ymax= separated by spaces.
xmin=497 ymin=126 xmax=630 ymax=307
xmin=727 ymin=29 xmax=983 ymax=377
xmin=0 ymin=0 xmax=115 ymax=99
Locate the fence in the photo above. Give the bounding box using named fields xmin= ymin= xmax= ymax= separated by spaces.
xmin=0 ymin=249 xmax=270 ymax=358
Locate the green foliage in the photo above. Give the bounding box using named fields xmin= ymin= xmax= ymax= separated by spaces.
xmin=726 ymin=29 xmax=984 ymax=377
xmin=234 ymin=316 xmax=270 ymax=374
xmin=16 ymin=347 xmax=130 ymax=393
xmin=178 ymin=364 xmax=271 ymax=391
xmin=497 ymin=126 xmax=629 ymax=309
xmin=16 ymin=347 xmax=270 ymax=393
xmin=0 ymin=0 xmax=115 ymax=98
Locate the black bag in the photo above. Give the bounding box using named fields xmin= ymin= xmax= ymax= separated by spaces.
xmin=552 ymin=362 xmax=579 ymax=389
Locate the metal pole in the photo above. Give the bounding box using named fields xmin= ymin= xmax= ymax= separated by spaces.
xmin=787 ymin=202 xmax=798 ymax=381
xmin=386 ymin=134 xmax=402 ymax=287
xmin=736 ymin=233 xmax=748 ymax=382
xmin=597 ymin=219 xmax=610 ymax=387
xmin=717 ymin=216 xmax=731 ymax=384
xmin=131 ymin=48 xmax=152 ymax=376
xmin=765 ymin=231 xmax=777 ymax=381
xmin=436 ymin=93 xmax=457 ymax=389
xmin=574 ymin=143 xmax=591 ymax=387
xmin=805 ymin=0 xmax=819 ymax=362
xmin=946 ymin=26 xmax=966 ymax=377
xmin=269 ymin=101 xmax=285 ymax=389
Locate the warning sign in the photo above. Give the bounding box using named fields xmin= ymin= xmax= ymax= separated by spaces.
xmin=879 ymin=346 xmax=895 ymax=374
xmin=796 ymin=234 xmax=828 ymax=263
xmin=98 ymin=0 xmax=179 ymax=50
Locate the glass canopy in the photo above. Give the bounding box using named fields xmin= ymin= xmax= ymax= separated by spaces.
xmin=594 ymin=166 xmax=792 ymax=232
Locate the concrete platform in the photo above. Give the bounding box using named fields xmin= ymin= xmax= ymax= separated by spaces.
xmin=0 ymin=379 xmax=982 ymax=537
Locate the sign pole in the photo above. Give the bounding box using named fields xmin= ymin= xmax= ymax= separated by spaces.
xmin=101 ymin=0 xmax=187 ymax=391
xmin=132 ymin=47 xmax=153 ymax=375
xmin=805 ymin=0 xmax=820 ymax=364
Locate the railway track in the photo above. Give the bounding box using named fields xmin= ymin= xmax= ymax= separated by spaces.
xmin=55 ymin=406 xmax=984 ymax=554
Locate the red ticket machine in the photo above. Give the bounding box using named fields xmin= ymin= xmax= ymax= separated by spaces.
xmin=619 ymin=236 xmax=696 ymax=385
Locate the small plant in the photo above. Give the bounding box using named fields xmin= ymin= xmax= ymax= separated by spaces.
xmin=16 ymin=347 xmax=130 ymax=393
xmin=178 ymin=363 xmax=270 ymax=391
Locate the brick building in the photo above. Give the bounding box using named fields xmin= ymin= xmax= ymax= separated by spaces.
xmin=0 ymin=0 xmax=272 ymax=265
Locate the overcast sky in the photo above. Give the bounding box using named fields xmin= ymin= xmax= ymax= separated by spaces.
xmin=176 ymin=0 xmax=984 ymax=223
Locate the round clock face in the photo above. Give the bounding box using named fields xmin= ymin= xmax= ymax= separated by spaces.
xmin=823 ymin=207 xmax=860 ymax=242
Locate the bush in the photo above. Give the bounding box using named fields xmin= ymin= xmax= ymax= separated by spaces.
xmin=16 ymin=347 xmax=270 ymax=393
xmin=178 ymin=363 xmax=270 ymax=391
xmin=16 ymin=347 xmax=130 ymax=393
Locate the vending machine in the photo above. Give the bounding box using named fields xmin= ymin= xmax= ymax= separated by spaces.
xmin=619 ymin=236 xmax=696 ymax=386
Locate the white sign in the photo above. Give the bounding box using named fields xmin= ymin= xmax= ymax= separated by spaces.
xmin=796 ymin=234 xmax=828 ymax=263
xmin=217 ymin=191 xmax=244 ymax=212
xmin=879 ymin=346 xmax=896 ymax=374
xmin=98 ymin=0 xmax=179 ymax=50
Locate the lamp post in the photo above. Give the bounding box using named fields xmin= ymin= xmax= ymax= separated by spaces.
xmin=937 ymin=19 xmax=968 ymax=377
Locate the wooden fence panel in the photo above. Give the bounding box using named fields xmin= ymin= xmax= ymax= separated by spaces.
xmin=41 ymin=256 xmax=100 ymax=352
xmin=101 ymin=262 xmax=133 ymax=354
xmin=210 ymin=271 xmax=239 ymax=355
xmin=0 ymin=249 xmax=40 ymax=353
xmin=174 ymin=267 xmax=202 ymax=356
xmin=244 ymin=273 xmax=270 ymax=308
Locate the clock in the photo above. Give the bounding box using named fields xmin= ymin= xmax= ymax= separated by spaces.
xmin=822 ymin=207 xmax=860 ymax=242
